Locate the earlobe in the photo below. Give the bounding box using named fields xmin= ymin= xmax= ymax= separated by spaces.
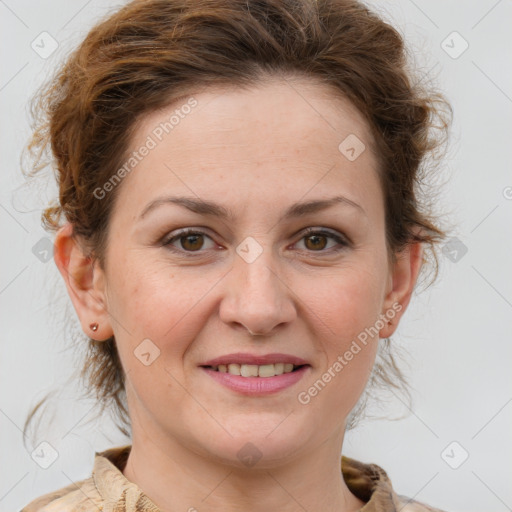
xmin=379 ymin=240 xmax=424 ymax=339
xmin=53 ymin=223 xmax=113 ymax=340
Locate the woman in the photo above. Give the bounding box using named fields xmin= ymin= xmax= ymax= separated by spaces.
xmin=21 ymin=0 xmax=452 ymax=510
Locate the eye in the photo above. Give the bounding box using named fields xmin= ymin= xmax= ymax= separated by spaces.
xmin=161 ymin=227 xmax=350 ymax=256
xmin=294 ymin=228 xmax=349 ymax=253
xmin=162 ymin=228 xmax=216 ymax=253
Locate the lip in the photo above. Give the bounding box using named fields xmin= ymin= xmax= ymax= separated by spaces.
xmin=201 ymin=365 xmax=310 ymax=396
xmin=200 ymin=352 xmax=310 ymax=367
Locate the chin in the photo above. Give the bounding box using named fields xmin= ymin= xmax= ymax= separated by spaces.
xmin=197 ymin=423 xmax=309 ymax=469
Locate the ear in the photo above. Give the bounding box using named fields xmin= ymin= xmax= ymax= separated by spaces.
xmin=379 ymin=237 xmax=424 ymax=339
xmin=53 ymin=222 xmax=114 ymax=341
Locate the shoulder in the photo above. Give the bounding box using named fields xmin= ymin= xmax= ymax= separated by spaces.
xmin=19 ymin=476 xmax=101 ymax=512
xmin=19 ymin=444 xmax=135 ymax=512
xmin=341 ymin=455 xmax=448 ymax=512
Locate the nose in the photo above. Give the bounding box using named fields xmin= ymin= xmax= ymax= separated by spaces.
xmin=219 ymin=249 xmax=297 ymax=337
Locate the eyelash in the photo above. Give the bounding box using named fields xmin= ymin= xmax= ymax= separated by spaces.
xmin=161 ymin=227 xmax=350 ymax=256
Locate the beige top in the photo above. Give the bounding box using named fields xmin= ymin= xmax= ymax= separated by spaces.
xmin=21 ymin=445 xmax=446 ymax=512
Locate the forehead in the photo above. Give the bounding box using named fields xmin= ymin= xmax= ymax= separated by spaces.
xmin=132 ymin=75 xmax=377 ymax=159
xmin=113 ymin=77 xmax=382 ymax=224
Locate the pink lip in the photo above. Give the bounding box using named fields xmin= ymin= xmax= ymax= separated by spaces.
xmin=200 ymin=352 xmax=309 ymax=367
xmin=201 ymin=365 xmax=310 ymax=395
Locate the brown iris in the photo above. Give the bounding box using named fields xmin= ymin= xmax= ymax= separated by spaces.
xmin=180 ymin=233 xmax=204 ymax=251
xmin=304 ymin=234 xmax=327 ymax=251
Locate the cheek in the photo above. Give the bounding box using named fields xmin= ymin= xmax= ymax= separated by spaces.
xmin=106 ymin=261 xmax=196 ymax=405
xmin=307 ymin=278 xmax=381 ymax=416
xmin=299 ymin=265 xmax=384 ymax=398
xmin=304 ymin=265 xmax=386 ymax=342
xmin=107 ymin=255 xmax=215 ymax=363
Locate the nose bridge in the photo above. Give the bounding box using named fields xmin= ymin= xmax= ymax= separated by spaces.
xmin=220 ymin=238 xmax=296 ymax=334
xmin=241 ymin=251 xmax=278 ymax=299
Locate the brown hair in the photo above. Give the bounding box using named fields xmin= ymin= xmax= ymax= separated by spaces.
xmin=22 ymin=0 xmax=452 ymax=443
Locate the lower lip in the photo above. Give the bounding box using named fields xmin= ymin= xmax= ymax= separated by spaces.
xmin=201 ymin=366 xmax=310 ymax=395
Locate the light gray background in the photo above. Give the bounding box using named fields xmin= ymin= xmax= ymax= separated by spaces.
xmin=1 ymin=1 xmax=511 ymax=511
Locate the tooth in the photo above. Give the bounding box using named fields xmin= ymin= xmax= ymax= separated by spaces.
xmin=258 ymin=364 xmax=276 ymax=378
xmin=227 ymin=363 xmax=241 ymax=375
xmin=274 ymin=363 xmax=284 ymax=375
xmin=240 ymin=364 xmax=259 ymax=377
xmin=215 ymin=362 xmax=299 ymax=376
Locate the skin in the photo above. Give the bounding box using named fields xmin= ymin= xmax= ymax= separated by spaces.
xmin=54 ymin=76 xmax=424 ymax=512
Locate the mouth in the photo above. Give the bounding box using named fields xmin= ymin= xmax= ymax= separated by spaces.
xmin=198 ymin=353 xmax=311 ymax=394
xmin=200 ymin=363 xmax=310 ymax=395
xmin=201 ymin=363 xmax=309 ymax=378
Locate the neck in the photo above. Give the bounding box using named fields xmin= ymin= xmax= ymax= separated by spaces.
xmin=122 ymin=423 xmax=365 ymax=512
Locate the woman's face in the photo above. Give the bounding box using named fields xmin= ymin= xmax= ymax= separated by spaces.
xmin=68 ymin=77 xmax=416 ymax=466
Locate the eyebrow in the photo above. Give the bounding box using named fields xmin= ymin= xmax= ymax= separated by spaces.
xmin=138 ymin=194 xmax=366 ymax=222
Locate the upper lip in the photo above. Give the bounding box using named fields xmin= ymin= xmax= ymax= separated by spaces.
xmin=200 ymin=353 xmax=310 ymax=367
